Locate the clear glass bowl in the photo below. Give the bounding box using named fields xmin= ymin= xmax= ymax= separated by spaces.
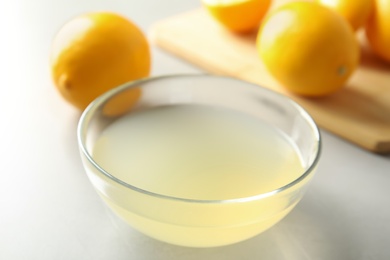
xmin=77 ymin=74 xmax=321 ymax=247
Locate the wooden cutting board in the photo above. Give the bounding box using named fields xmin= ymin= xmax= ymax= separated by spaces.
xmin=150 ymin=7 xmax=390 ymax=154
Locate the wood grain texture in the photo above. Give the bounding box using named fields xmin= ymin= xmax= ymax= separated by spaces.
xmin=150 ymin=8 xmax=390 ymax=153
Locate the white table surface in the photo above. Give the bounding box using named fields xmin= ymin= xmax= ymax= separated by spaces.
xmin=1 ymin=0 xmax=389 ymax=259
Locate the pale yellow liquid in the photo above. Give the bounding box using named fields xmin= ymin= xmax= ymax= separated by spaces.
xmin=92 ymin=104 xmax=305 ymax=247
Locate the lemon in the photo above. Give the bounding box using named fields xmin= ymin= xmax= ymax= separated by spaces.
xmin=202 ymin=0 xmax=271 ymax=33
xmin=50 ymin=12 xmax=150 ymax=111
xmin=365 ymin=0 xmax=390 ymax=62
xmin=257 ymin=2 xmax=359 ymax=97
xmin=316 ymin=0 xmax=374 ymax=31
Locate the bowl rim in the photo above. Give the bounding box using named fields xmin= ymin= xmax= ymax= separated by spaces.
xmin=77 ymin=74 xmax=322 ymax=204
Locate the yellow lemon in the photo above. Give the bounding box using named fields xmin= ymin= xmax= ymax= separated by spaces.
xmin=50 ymin=12 xmax=150 ymax=111
xmin=365 ymin=0 xmax=390 ymax=63
xmin=202 ymin=0 xmax=272 ymax=33
xmin=316 ymin=0 xmax=374 ymax=31
xmin=257 ymin=2 xmax=360 ymax=96
xmin=102 ymin=87 xmax=141 ymax=117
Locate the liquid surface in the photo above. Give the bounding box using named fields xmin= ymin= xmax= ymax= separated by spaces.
xmin=93 ymin=104 xmax=304 ymax=200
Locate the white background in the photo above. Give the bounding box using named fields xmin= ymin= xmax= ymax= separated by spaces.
xmin=1 ymin=0 xmax=389 ymax=259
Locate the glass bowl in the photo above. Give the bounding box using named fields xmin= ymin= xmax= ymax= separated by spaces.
xmin=77 ymin=74 xmax=321 ymax=248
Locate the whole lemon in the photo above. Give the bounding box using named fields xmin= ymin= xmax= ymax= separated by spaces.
xmin=50 ymin=12 xmax=150 ymax=110
xmin=257 ymin=2 xmax=359 ymax=96
xmin=202 ymin=0 xmax=272 ymax=33
xmin=316 ymin=0 xmax=374 ymax=31
xmin=365 ymin=0 xmax=390 ymax=63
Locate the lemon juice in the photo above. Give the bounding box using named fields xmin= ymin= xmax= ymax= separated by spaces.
xmin=92 ymin=104 xmax=305 ymax=246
